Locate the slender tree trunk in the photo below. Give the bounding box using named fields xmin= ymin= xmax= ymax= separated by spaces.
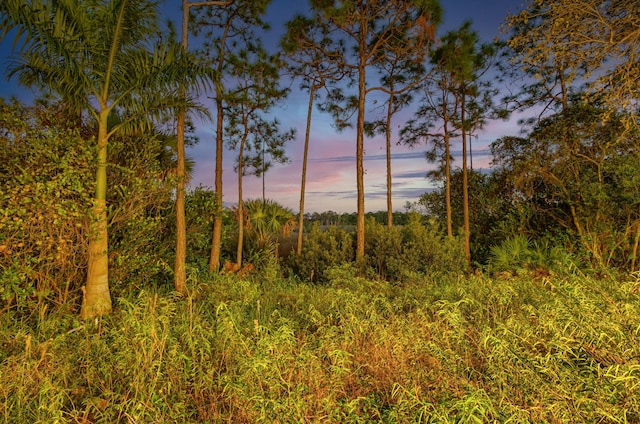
xmin=174 ymin=109 xmax=187 ymax=294
xmin=297 ymin=84 xmax=315 ymax=257
xmin=236 ymin=135 xmax=247 ymax=267
xmin=206 ymin=3 xmax=233 ymax=273
xmin=355 ymin=33 xmax=367 ymax=268
xmin=385 ymin=92 xmax=394 ymax=228
xmin=209 ymin=97 xmax=224 ymax=272
xmin=262 ymin=139 xmax=266 ymax=202
xmin=173 ymin=0 xmax=193 ymax=294
xmin=81 ymin=110 xmax=112 ymax=319
xmin=443 ymin=102 xmax=453 ymax=238
xmin=461 ymin=94 xmax=471 ymax=267
xmin=631 ymin=220 xmax=639 ymax=272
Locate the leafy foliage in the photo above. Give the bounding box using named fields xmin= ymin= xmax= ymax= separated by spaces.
xmin=491 ymin=101 xmax=640 ymax=270
xmin=0 ymin=99 xmax=93 ymax=312
xmin=365 ymin=214 xmax=466 ymax=282
xmin=0 ymin=99 xmax=180 ymax=312
xmin=419 ymin=168 xmax=515 ymax=264
xmin=103 ymin=132 xmax=176 ymax=296
xmin=505 ymin=0 xmax=639 ymax=128
xmin=288 ymin=223 xmax=354 ymax=284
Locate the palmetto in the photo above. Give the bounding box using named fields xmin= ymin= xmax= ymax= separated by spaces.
xmin=242 ymin=199 xmax=296 ymax=256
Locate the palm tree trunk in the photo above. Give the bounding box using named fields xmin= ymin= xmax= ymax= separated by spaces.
xmin=297 ymin=84 xmax=315 ymax=257
xmin=81 ymin=112 xmax=112 ymax=319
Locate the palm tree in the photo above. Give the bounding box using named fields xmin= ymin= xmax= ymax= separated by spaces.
xmin=1 ymin=0 xmax=210 ymax=318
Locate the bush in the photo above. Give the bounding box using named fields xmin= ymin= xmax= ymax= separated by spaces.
xmin=365 ymin=214 xmax=467 ymax=282
xmin=166 ymin=186 xmax=225 ymax=271
xmin=107 ymin=136 xmax=175 ymax=294
xmin=287 ymin=223 xmax=354 ymax=283
xmin=0 ymin=100 xmax=93 ymax=313
xmin=364 ymin=218 xmax=403 ymax=280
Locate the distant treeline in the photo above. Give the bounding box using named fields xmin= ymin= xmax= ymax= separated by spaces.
xmin=302 ymin=210 xmax=416 ymax=227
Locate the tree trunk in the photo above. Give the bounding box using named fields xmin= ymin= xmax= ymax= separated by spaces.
xmin=632 ymin=220 xmax=639 ymax=272
xmin=208 ymin=6 xmax=232 ymax=273
xmin=174 ymin=0 xmax=196 ymax=293
xmin=461 ymin=94 xmax=471 ymax=268
xmin=355 ymin=24 xmax=367 ymax=268
xmin=81 ymin=112 xmax=112 ymax=319
xmin=174 ymin=109 xmax=187 ymax=294
xmin=443 ymin=102 xmax=453 ymax=238
xmin=209 ymin=97 xmax=224 ymax=272
xmin=297 ymin=84 xmax=315 ymax=257
xmin=386 ymin=92 xmax=394 ymax=228
xmin=236 ymin=135 xmax=246 ymax=267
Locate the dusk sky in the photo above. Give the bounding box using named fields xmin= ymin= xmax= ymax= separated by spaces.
xmin=1 ymin=0 xmax=527 ymax=213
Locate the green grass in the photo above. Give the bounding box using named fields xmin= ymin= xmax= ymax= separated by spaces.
xmin=1 ymin=270 xmax=639 ymax=423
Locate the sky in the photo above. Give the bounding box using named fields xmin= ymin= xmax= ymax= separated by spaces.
xmin=0 ymin=0 xmax=526 ymax=214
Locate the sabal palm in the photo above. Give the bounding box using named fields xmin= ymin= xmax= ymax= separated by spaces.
xmin=244 ymin=199 xmax=296 ymax=255
xmin=1 ymin=0 xmax=210 ymax=318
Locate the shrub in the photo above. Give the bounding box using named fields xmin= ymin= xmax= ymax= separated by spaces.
xmin=0 ymin=100 xmax=93 ymax=313
xmin=365 ymin=214 xmax=467 ymax=282
xmin=174 ymin=186 xmax=231 ymax=271
xmin=364 ymin=218 xmax=403 ymax=280
xmin=287 ymin=223 xmax=354 ymax=283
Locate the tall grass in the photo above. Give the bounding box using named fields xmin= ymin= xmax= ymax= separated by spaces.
xmin=1 ymin=270 xmax=639 ymax=422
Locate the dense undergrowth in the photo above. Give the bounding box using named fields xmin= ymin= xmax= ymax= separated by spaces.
xmin=1 ymin=268 xmax=639 ymax=423
xmin=1 ymin=99 xmax=639 ymax=422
